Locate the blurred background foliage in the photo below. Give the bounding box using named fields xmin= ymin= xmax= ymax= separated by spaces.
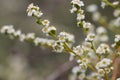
xmin=0 ymin=0 xmax=114 ymax=80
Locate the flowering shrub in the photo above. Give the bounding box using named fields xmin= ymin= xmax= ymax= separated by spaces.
xmin=0 ymin=0 xmax=120 ymax=80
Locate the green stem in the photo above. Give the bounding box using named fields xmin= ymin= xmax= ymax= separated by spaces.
xmin=88 ymin=63 xmax=97 ymax=72
xmin=104 ymin=71 xmax=109 ymax=80
xmin=91 ymin=42 xmax=96 ymax=53
xmin=63 ymin=42 xmax=82 ymax=60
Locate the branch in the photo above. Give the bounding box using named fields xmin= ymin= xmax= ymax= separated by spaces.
xmin=112 ymin=47 xmax=120 ymax=80
xmin=112 ymin=57 xmax=119 ymax=80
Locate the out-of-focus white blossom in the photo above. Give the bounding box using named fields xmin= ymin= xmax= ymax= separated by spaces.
xmin=96 ymin=27 xmax=107 ymax=34
xmin=19 ymin=34 xmax=26 ymax=42
xmin=95 ymin=35 xmax=108 ymax=42
xmin=92 ymin=12 xmax=101 ymax=21
xmin=0 ymin=25 xmax=15 ymax=34
xmin=101 ymin=2 xmax=106 ymax=8
xmin=72 ymin=66 xmax=80 ymax=74
xmin=14 ymin=30 xmax=21 ymax=37
xmin=112 ymin=34 xmax=120 ymax=48
xmin=109 ymin=17 xmax=120 ymax=27
xmin=25 ymin=33 xmax=35 ymax=40
xmin=114 ymin=9 xmax=120 ymax=17
xmin=34 ymin=37 xmax=55 ymax=46
xmin=86 ymin=4 xmax=98 ymax=13
xmin=114 ymin=34 xmax=120 ymax=42
xmin=86 ymin=72 xmax=102 ymax=80
xmin=95 ymin=26 xmax=108 ymax=42
xmin=112 ymin=1 xmax=119 ymax=6
xmin=78 ymin=72 xmax=85 ymax=80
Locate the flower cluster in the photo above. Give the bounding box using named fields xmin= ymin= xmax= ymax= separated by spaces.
xmin=27 ymin=3 xmax=43 ymax=18
xmin=0 ymin=25 xmax=55 ymax=47
xmin=96 ymin=43 xmax=110 ymax=55
xmin=96 ymin=58 xmax=113 ymax=76
xmin=70 ymin=66 xmax=86 ymax=80
xmin=95 ymin=26 xmax=108 ymax=42
xmin=101 ymin=0 xmax=119 ymax=9
xmin=70 ymin=0 xmax=94 ymax=34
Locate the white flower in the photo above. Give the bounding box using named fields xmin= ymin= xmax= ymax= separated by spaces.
xmin=58 ymin=32 xmax=75 ymax=43
xmin=85 ymin=33 xmax=95 ymax=42
xmin=86 ymin=4 xmax=98 ymax=13
xmin=96 ymin=43 xmax=110 ymax=55
xmin=19 ymin=34 xmax=26 ymax=42
xmin=111 ymin=43 xmax=116 ymax=48
xmin=77 ymin=13 xmax=85 ymax=21
xmin=42 ymin=26 xmax=56 ymax=36
xmin=42 ymin=19 xmax=50 ymax=27
xmin=95 ymin=26 xmax=108 ymax=42
xmin=0 ymin=25 xmax=14 ymax=34
xmin=98 ymin=69 xmax=105 ymax=75
xmin=82 ymin=42 xmax=93 ymax=52
xmin=52 ymin=41 xmax=64 ymax=53
xmin=96 ymin=58 xmax=112 ymax=70
xmin=33 ymin=10 xmax=43 ymax=18
xmin=73 ymin=45 xmax=83 ymax=55
xmin=115 ymin=34 xmax=120 ymax=42
xmin=27 ymin=3 xmax=43 ymax=18
xmin=101 ymin=2 xmax=106 ymax=8
xmin=70 ymin=5 xmax=77 ymax=13
xmin=34 ymin=37 xmax=54 ymax=46
xmin=83 ymin=21 xmax=91 ymax=29
xmin=25 ymin=33 xmax=35 ymax=40
xmin=0 ymin=25 xmax=15 ymax=34
xmin=77 ymin=58 xmax=89 ymax=65
xmin=96 ymin=26 xmax=107 ymax=35
xmin=112 ymin=1 xmax=119 ymax=6
xmin=14 ymin=30 xmax=21 ymax=37
xmin=27 ymin=3 xmax=39 ymax=12
xmin=72 ymin=66 xmax=80 ymax=74
xmin=95 ymin=35 xmax=108 ymax=42
xmin=79 ymin=63 xmax=87 ymax=70
xmin=71 ymin=0 xmax=84 ymax=7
